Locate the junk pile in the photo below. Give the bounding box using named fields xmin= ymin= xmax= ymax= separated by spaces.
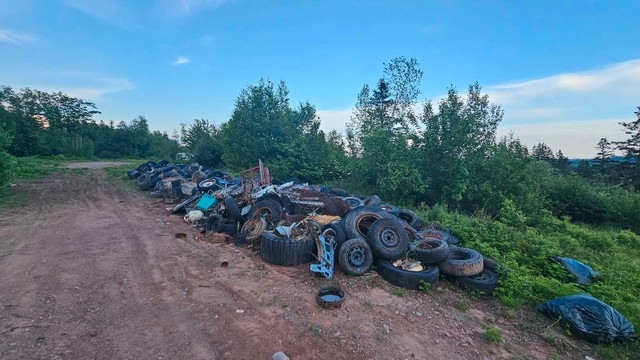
xmin=126 ymin=160 xmax=498 ymax=294
xmin=126 ymin=160 xmax=636 ymax=343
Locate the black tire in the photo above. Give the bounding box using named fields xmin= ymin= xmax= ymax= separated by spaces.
xmin=365 ymin=218 xmax=409 ymax=260
xmin=329 ymin=188 xmax=349 ymax=197
xmin=138 ymin=174 xmax=161 ymax=191
xmin=321 ymin=221 xmax=347 ymax=252
xmin=158 ymin=160 xmax=169 ymax=167
xmin=376 ymin=260 xmax=440 ymax=290
xmin=224 ymin=196 xmax=243 ymax=223
xmin=252 ymin=199 xmax=284 ymax=223
xmin=222 ymin=223 xmax=238 ymax=237
xmin=205 ymin=214 xmax=225 ymax=233
xmin=172 ymin=194 xmax=199 ymax=213
xmin=415 ymin=229 xmax=452 ymax=243
xmin=398 ymin=219 xmax=417 ymax=240
xmin=287 ymin=177 xmax=301 ymax=184
xmin=363 ymin=195 xmax=382 ymax=206
xmin=342 ymin=197 xmax=364 ymax=209
xmin=343 ymin=206 xmax=394 ymax=240
xmin=398 ymin=209 xmax=423 ymax=229
xmin=260 ymin=233 xmax=314 ymax=266
xmin=453 ymin=268 xmax=498 ymax=294
xmin=338 ymin=238 xmax=374 ymax=276
xmin=438 ymin=248 xmax=484 ymax=276
xmin=483 ymin=256 xmax=500 ymax=272
xmin=379 ymin=203 xmax=399 ymax=216
xmin=411 ymin=239 xmax=450 ymax=264
xmin=127 ymin=169 xmax=140 ymax=179
xmin=137 ymin=173 xmax=150 ymax=186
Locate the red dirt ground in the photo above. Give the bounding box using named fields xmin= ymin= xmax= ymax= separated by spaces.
xmin=0 ymin=164 xmax=599 ymax=359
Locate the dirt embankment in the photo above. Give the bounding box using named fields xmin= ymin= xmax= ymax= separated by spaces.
xmin=0 ymin=164 xmax=595 ymax=359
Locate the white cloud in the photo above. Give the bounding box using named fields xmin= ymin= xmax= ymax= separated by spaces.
xmin=498 ymin=119 xmax=628 ymax=158
xmin=173 ymin=56 xmax=191 ymax=65
xmin=317 ymin=108 xmax=352 ymax=133
xmin=38 ymin=77 xmax=133 ymax=101
xmin=158 ymin=0 xmax=231 ymax=16
xmin=63 ymin=0 xmax=137 ymax=27
xmin=0 ymin=29 xmax=35 ymax=45
xmin=487 ymin=59 xmax=640 ymax=107
xmin=317 ymin=59 xmax=640 ymax=158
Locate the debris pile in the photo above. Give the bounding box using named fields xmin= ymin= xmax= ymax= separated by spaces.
xmin=126 ymin=160 xmax=637 ymax=344
xmin=126 ymin=160 xmax=498 ymax=294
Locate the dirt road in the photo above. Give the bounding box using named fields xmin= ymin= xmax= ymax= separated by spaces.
xmin=0 ymin=165 xmax=593 ymax=359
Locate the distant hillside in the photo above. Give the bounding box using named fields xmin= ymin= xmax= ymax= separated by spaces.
xmin=569 ymin=156 xmax=633 ymax=166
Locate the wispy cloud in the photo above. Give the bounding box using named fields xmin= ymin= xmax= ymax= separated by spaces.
xmin=173 ymin=56 xmax=191 ymax=65
xmin=487 ymin=59 xmax=640 ymax=106
xmin=0 ymin=29 xmax=35 ymax=45
xmin=317 ymin=59 xmax=640 ymax=157
xmin=158 ymin=0 xmax=231 ymax=16
xmin=38 ymin=77 xmax=133 ymax=101
xmin=63 ymin=0 xmax=137 ymax=27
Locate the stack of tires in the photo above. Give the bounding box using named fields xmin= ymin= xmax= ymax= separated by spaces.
xmin=411 ymin=234 xmax=498 ymax=294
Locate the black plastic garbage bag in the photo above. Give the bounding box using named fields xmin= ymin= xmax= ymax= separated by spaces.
xmin=536 ymin=294 xmax=636 ymax=343
xmin=553 ymin=257 xmax=600 ymax=285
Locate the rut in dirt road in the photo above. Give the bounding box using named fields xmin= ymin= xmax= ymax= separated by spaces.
xmin=0 ymin=169 xmax=224 ymax=359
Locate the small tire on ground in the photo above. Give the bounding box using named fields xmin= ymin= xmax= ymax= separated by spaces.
xmin=260 ymin=233 xmax=315 ymax=266
xmin=438 ymin=247 xmax=484 ymax=276
xmin=338 ymin=238 xmax=374 ymax=276
xmin=376 ymin=260 xmax=440 ymax=290
xmin=205 ymin=214 xmax=225 ymax=233
xmin=411 ymin=238 xmax=450 ymax=264
xmin=365 ymin=218 xmax=409 ymax=260
xmin=397 ymin=209 xmax=423 ymax=229
xmin=453 ymin=268 xmax=498 ymax=294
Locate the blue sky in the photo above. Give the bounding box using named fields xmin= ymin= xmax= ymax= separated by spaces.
xmin=1 ymin=0 xmax=639 ymax=157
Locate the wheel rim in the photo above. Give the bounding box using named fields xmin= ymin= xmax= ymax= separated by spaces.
xmin=380 ymin=228 xmax=399 ymax=247
xmin=348 ymin=246 xmax=366 ymax=267
xmin=345 ymin=198 xmax=359 ymax=207
xmin=256 ymin=208 xmax=273 ymax=221
xmin=355 ymin=214 xmax=380 ymax=237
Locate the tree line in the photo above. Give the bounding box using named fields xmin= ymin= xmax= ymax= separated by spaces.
xmin=1 ymin=58 xmax=639 ymax=231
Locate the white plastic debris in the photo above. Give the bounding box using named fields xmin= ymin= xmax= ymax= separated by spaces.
xmin=184 ymin=210 xmax=204 ymax=223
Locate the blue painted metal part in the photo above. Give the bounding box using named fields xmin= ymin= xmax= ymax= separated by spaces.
xmin=310 ymin=235 xmax=335 ymax=279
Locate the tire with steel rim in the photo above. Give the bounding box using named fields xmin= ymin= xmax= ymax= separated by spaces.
xmin=338 ymin=238 xmax=373 ymax=276
xmin=365 ymin=218 xmax=409 ymax=260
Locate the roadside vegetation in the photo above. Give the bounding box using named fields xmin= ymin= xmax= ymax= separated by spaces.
xmin=2 ymin=57 xmax=639 ymax=358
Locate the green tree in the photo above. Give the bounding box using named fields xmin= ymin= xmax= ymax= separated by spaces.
xmin=350 ymin=57 xmax=423 ymax=137
xmin=531 ymin=143 xmax=555 ymax=162
xmin=419 ymin=83 xmax=503 ymax=205
xmin=221 ymin=79 xmax=316 ymax=169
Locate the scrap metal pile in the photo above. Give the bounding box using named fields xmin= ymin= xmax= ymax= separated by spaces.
xmin=126 ymin=160 xmax=499 ymax=293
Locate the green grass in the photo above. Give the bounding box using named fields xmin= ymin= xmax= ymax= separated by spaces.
xmin=417 ymin=204 xmax=640 ymax=359
xmin=480 ymin=325 xmax=503 ymax=343
xmin=0 ymin=156 xmax=139 ymax=208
